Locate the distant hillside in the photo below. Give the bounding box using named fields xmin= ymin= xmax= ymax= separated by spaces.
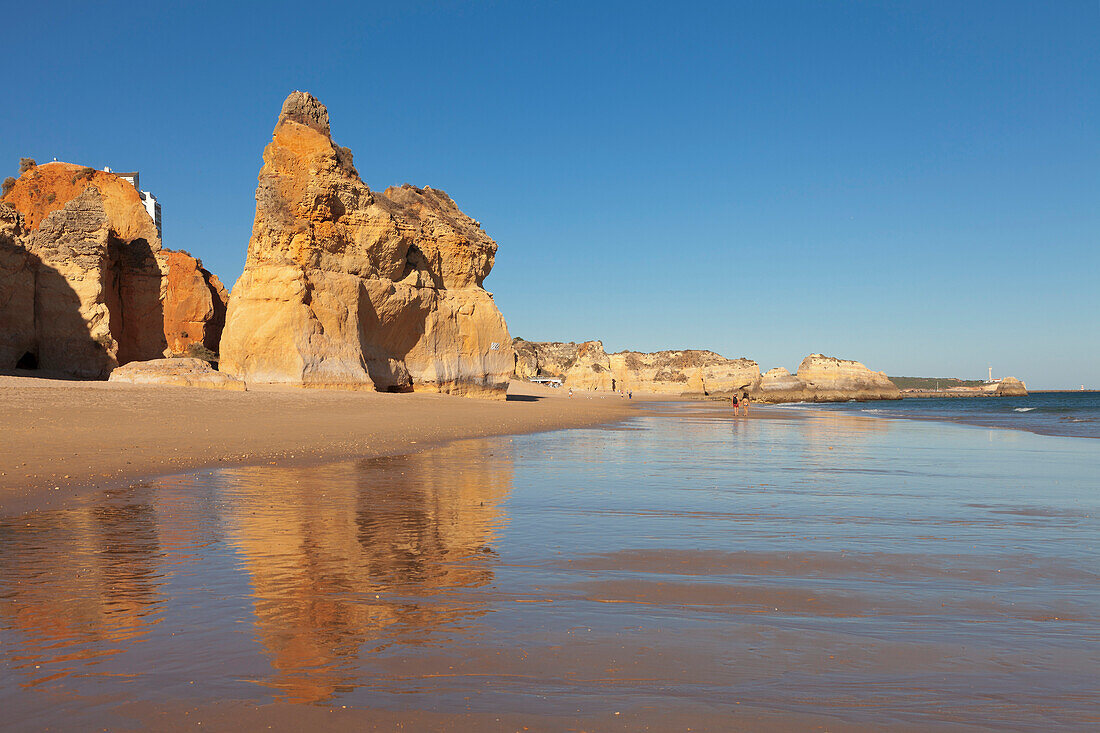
xmin=889 ymin=376 xmax=986 ymax=390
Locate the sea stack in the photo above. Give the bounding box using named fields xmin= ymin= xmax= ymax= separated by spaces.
xmin=219 ymin=92 xmax=512 ymax=397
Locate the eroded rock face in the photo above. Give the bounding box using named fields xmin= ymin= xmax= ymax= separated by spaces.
xmin=219 ymin=91 xmax=512 ymax=396
xmin=515 ymin=340 xmax=901 ymax=402
xmin=1 ymin=162 xmax=228 ymax=376
xmin=611 ymin=350 xmax=759 ymax=395
xmin=0 ymin=205 xmax=34 ymax=368
xmin=753 ymin=367 xmax=809 ymax=403
xmin=161 ymin=251 xmax=228 ymax=356
xmin=512 ymin=339 xmax=760 ymax=395
xmin=792 ymin=354 xmax=900 ymax=401
xmin=4 ymin=162 xmax=158 ymax=240
xmin=2 ymin=183 xmax=165 ymax=376
xmin=512 ymin=339 xmax=613 ymax=390
xmin=23 ymin=188 xmax=122 ymax=377
xmin=749 ymin=354 xmax=901 ymax=403
xmin=109 ymin=357 xmax=245 ymax=390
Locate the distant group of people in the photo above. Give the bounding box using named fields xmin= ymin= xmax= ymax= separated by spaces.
xmin=732 ymin=389 xmax=750 ymax=416
xmin=567 ymin=386 xmax=630 ymax=399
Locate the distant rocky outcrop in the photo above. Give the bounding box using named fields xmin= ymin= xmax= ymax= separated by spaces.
xmin=219 ymin=91 xmax=512 ymax=397
xmin=610 ymin=350 xmax=759 ymax=395
xmin=983 ymin=376 xmax=1028 ymax=396
xmin=746 ymin=355 xmax=900 ymax=403
xmin=513 ymin=339 xmax=613 ymax=390
xmin=754 ymin=367 xmax=809 ymax=403
xmin=0 ymin=162 xmax=227 ymax=377
xmin=512 ymin=338 xmax=760 ymax=395
xmin=514 ymin=340 xmax=901 ymax=402
xmin=109 ymin=357 xmax=245 ymax=390
xmin=776 ymin=353 xmax=901 ymax=402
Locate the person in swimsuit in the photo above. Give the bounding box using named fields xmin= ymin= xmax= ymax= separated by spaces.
xmin=740 ymin=389 xmax=750 ymax=416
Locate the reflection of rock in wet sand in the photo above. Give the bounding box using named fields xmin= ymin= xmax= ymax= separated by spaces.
xmin=222 ymin=440 xmax=513 ymax=703
xmin=0 ymin=486 xmax=165 ymax=679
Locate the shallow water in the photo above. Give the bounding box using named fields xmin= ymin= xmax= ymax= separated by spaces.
xmin=2 ymin=405 xmax=1098 ymax=730
xmin=783 ymin=390 xmax=1100 ymax=438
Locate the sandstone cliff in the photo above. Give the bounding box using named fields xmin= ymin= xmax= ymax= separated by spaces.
xmin=0 ymin=162 xmax=227 ymax=376
xmin=513 ymin=339 xmax=613 ymax=390
xmin=514 ymin=340 xmax=902 ymax=402
xmin=3 ymin=162 xmax=156 ymax=239
xmin=753 ymin=367 xmax=809 ymax=403
xmin=747 ymin=355 xmax=901 ymax=403
xmin=219 ymin=91 xmax=511 ymax=396
xmin=0 ymin=204 xmax=33 ymax=369
xmin=512 ymin=338 xmax=760 ymax=395
xmin=162 ymin=251 xmax=228 ymax=356
xmin=611 ymin=350 xmax=759 ymax=395
xmin=781 ymin=353 xmax=901 ymax=402
xmin=0 ymin=187 xmax=164 ymax=376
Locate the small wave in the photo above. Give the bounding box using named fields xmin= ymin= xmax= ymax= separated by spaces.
xmin=861 ymin=409 xmax=887 ymax=414
xmin=1014 ymin=407 xmax=1036 ymax=412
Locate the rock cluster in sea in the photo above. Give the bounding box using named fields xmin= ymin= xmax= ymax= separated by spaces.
xmin=513 ymin=339 xmax=903 ymax=402
xmin=218 ymin=92 xmax=512 ymax=397
xmin=0 ymin=162 xmax=226 ymax=378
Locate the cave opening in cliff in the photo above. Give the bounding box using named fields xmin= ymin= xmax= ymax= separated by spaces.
xmin=16 ymin=352 xmax=38 ymax=370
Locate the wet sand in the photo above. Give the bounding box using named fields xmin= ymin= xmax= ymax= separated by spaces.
xmin=0 ymin=377 xmax=653 ymax=513
xmin=2 ymin=403 xmax=1097 ymax=731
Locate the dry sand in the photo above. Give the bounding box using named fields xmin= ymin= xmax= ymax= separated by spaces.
xmin=0 ymin=377 xmax=650 ymax=513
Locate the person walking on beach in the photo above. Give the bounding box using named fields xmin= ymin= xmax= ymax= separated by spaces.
xmin=731 ymin=392 xmax=740 ymax=413
xmin=740 ymin=389 xmax=750 ymax=416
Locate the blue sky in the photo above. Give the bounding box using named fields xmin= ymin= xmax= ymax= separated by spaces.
xmin=4 ymin=1 xmax=1097 ymax=388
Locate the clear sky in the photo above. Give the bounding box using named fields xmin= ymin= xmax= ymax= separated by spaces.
xmin=4 ymin=1 xmax=1097 ymax=389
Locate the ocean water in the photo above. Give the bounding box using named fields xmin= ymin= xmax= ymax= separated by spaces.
xmin=778 ymin=391 xmax=1100 ymax=438
xmin=1 ymin=404 xmax=1098 ymax=730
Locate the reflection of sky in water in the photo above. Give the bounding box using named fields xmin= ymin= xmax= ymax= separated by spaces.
xmin=1 ymin=405 xmax=1098 ymax=729
xmin=783 ymin=391 xmax=1100 ymax=438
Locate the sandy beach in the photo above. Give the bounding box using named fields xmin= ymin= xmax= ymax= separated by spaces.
xmin=0 ymin=377 xmax=650 ymax=513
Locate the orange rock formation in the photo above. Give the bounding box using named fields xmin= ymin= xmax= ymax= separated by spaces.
xmin=162 ymin=251 xmax=228 ymax=355
xmin=0 ymin=161 xmax=227 ymax=376
xmin=219 ymin=92 xmax=512 ymax=396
